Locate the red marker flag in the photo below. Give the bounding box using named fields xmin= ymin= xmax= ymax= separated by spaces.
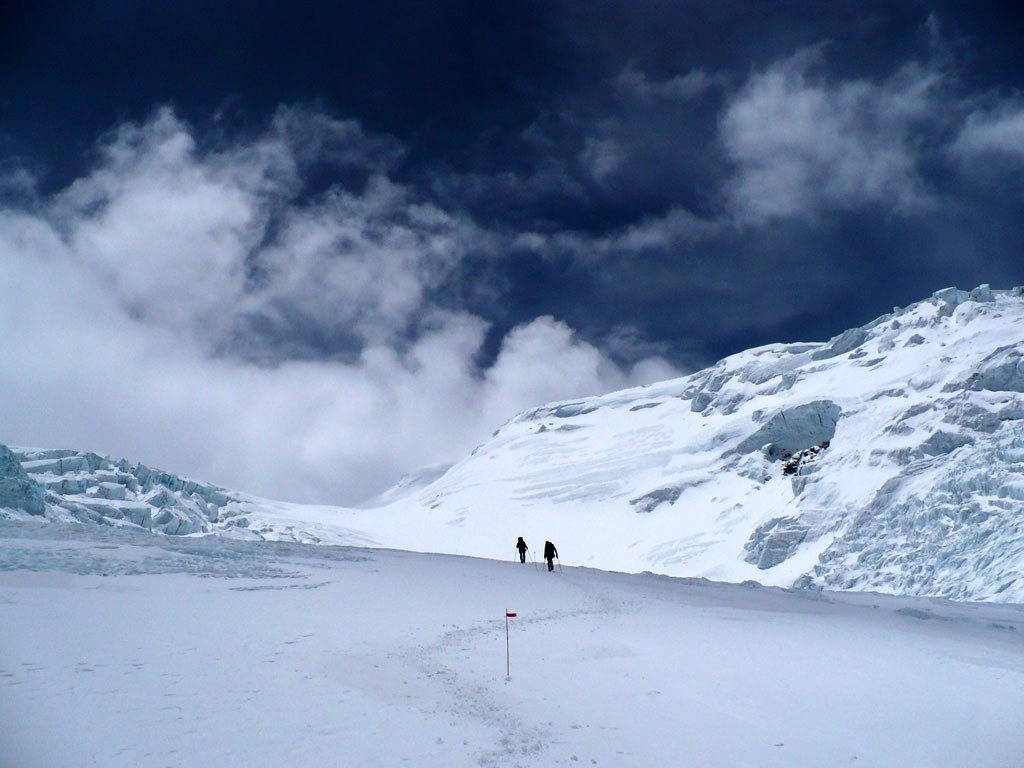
xmin=504 ymin=609 xmax=517 ymax=678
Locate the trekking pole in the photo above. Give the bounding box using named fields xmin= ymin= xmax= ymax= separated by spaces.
xmin=556 ymin=555 xmax=562 ymax=572
xmin=531 ymin=551 xmax=538 ymax=572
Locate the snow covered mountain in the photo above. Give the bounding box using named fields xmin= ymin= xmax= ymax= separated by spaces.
xmin=4 ymin=285 xmax=1024 ymax=602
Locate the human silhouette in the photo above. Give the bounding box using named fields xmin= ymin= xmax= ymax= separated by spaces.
xmin=543 ymin=540 xmax=558 ymax=572
xmin=516 ymin=536 xmax=528 ymax=564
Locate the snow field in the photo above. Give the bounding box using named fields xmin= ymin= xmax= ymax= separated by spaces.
xmin=2 ymin=525 xmax=1023 ymax=768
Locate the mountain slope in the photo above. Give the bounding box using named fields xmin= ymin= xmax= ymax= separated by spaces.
xmin=357 ymin=285 xmax=1024 ymax=601
xmin=3 ymin=285 xmax=1024 ymax=602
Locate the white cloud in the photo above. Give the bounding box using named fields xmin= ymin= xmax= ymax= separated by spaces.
xmin=952 ymin=105 xmax=1024 ymax=164
xmin=247 ymin=176 xmax=493 ymax=349
xmin=481 ymin=317 xmax=674 ymax=429
xmin=614 ymin=67 xmax=723 ymax=102
xmin=54 ymin=110 xmax=265 ymax=337
xmin=45 ymin=106 xmax=425 ymax=350
xmin=578 ymin=136 xmax=626 ymax=185
xmin=267 ymin=105 xmax=404 ymax=172
xmin=721 ymin=49 xmax=941 ymax=222
xmin=0 ymin=108 xmax=682 ymax=504
xmin=524 ymin=205 xmax=722 ymax=263
xmin=609 ymin=208 xmax=723 ymax=252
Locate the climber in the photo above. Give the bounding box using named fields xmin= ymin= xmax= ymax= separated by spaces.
xmin=543 ymin=540 xmax=558 ymax=572
xmin=516 ymin=536 xmax=528 ymax=564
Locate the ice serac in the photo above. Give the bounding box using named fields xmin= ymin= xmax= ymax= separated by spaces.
xmin=965 ymin=346 xmax=1024 ymax=393
xmin=1 ymin=445 xmax=376 ymax=547
xmin=734 ymin=400 xmax=842 ymax=457
xmin=744 ymin=516 xmax=809 ymax=569
xmin=0 ymin=445 xmax=247 ymax=535
xmin=0 ymin=445 xmax=46 ymax=515
xmin=806 ymin=425 xmax=1024 ymax=602
xmin=630 ymin=486 xmax=682 ymax=514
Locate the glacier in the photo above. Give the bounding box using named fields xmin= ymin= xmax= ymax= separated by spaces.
xmin=3 ymin=285 xmax=1024 ymax=602
xmin=5 ymin=523 xmax=1022 ymax=767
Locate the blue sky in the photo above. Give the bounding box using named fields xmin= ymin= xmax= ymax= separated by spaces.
xmin=2 ymin=2 xmax=1023 ymax=503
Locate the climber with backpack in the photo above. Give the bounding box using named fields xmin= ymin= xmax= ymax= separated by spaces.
xmin=543 ymin=540 xmax=558 ymax=572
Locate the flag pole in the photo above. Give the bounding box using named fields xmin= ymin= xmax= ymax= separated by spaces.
xmin=505 ymin=608 xmax=510 ymax=678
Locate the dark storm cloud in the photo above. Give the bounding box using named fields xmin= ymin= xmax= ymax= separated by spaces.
xmin=3 ymin=1 xmax=1024 ymax=502
xmin=436 ymin=10 xmax=1024 ymax=358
